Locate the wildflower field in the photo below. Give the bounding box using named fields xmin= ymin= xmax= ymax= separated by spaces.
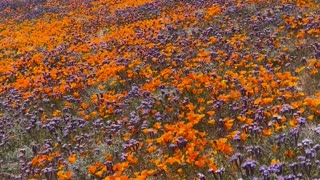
xmin=0 ymin=0 xmax=320 ymax=179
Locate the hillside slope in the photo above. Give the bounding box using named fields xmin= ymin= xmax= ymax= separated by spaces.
xmin=0 ymin=0 xmax=320 ymax=179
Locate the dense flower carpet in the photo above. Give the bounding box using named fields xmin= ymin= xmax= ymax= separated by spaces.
xmin=0 ymin=0 xmax=320 ymax=179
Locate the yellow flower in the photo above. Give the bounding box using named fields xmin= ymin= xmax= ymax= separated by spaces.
xmin=208 ymin=119 xmax=215 ymax=125
xmin=271 ymin=159 xmax=280 ymax=165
